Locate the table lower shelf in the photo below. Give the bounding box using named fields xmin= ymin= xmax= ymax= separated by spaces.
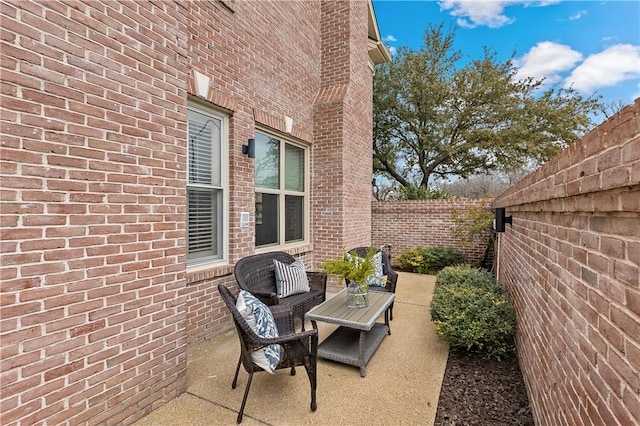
xmin=317 ymin=323 xmax=389 ymax=377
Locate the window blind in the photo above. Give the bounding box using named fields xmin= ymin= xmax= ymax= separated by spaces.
xmin=187 ymin=107 xmax=223 ymax=261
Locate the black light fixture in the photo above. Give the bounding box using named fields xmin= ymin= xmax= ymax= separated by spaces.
xmin=242 ymin=138 xmax=255 ymax=159
xmin=494 ymin=207 xmax=512 ymax=233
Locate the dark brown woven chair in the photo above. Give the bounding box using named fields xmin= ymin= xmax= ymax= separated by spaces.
xmin=234 ymin=251 xmax=327 ymax=330
xmin=218 ymin=284 xmax=318 ymax=423
xmin=347 ymin=246 xmax=399 ymax=320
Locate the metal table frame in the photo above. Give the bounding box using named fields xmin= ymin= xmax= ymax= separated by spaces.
xmin=305 ymin=289 xmax=395 ymax=377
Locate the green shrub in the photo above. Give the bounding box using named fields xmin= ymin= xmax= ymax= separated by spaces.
xmin=396 ymin=246 xmax=465 ymax=274
xmin=394 ymin=185 xmax=455 ymax=200
xmin=430 ymin=265 xmax=516 ymax=359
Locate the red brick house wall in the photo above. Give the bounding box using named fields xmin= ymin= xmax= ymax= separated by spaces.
xmin=1 ymin=0 xmax=383 ymax=424
xmin=313 ymin=0 xmax=375 ymax=263
xmin=181 ymin=0 xmax=325 ymax=346
xmin=1 ymin=1 xmax=188 ymax=424
xmin=371 ymin=199 xmax=491 ymax=265
xmin=493 ymin=99 xmax=640 ymax=425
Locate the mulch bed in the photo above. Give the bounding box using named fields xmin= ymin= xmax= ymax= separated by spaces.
xmin=434 ymin=351 xmax=534 ymax=426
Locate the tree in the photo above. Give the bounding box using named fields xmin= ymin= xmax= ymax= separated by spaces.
xmin=373 ymin=24 xmax=605 ymax=190
xmin=434 ymin=166 xmax=533 ymax=199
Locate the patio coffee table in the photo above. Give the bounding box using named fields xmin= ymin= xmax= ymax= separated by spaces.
xmin=305 ymin=288 xmax=395 ymax=377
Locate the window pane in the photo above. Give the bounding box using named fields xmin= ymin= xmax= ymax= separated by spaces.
xmin=187 ymin=188 xmax=220 ymax=259
xmin=285 ymin=144 xmax=304 ymax=192
xmin=188 ymin=110 xmax=221 ymax=187
xmin=284 ymin=195 xmax=304 ymax=242
xmin=186 ymin=104 xmax=225 ymax=264
xmin=255 ymin=192 xmax=279 ymax=246
xmin=255 ymin=133 xmax=279 ymax=189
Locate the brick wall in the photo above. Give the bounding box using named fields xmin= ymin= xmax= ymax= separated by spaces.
xmin=1 ymin=1 xmax=378 ymax=423
xmin=183 ymin=0 xmax=375 ymax=335
xmin=313 ymin=0 xmax=374 ymax=264
xmin=181 ymin=0 xmax=325 ymax=347
xmin=1 ymin=1 xmax=188 ymax=424
xmin=494 ymin=99 xmax=640 ymax=425
xmin=371 ymin=199 xmax=491 ymax=265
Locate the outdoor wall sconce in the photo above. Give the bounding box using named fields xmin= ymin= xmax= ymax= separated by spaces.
xmin=494 ymin=207 xmax=512 ymax=233
xmin=242 ymin=138 xmax=255 ymax=159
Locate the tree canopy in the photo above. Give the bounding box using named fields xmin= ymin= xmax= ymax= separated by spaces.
xmin=373 ymin=24 xmax=605 ymax=191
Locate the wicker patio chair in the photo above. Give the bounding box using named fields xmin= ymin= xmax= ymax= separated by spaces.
xmin=218 ymin=284 xmax=318 ymax=423
xmin=347 ymin=246 xmax=399 ymax=320
xmin=234 ymin=251 xmax=327 ymax=330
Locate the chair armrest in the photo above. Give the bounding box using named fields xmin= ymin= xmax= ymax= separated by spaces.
xmin=306 ymin=271 xmax=327 ymax=293
xmin=386 ymin=270 xmax=398 ymax=293
xmin=256 ymin=329 xmax=319 ymax=362
xmin=269 ymin=305 xmax=295 ymax=335
xmin=260 ymin=328 xmax=318 ymax=346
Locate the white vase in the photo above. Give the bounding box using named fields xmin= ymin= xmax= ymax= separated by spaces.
xmin=346 ymin=280 xmax=369 ymax=308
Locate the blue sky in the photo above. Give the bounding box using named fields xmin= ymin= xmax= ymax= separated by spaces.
xmin=372 ymin=0 xmax=640 ymax=113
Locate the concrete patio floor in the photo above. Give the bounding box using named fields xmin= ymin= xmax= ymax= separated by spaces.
xmin=134 ymin=272 xmax=449 ymax=426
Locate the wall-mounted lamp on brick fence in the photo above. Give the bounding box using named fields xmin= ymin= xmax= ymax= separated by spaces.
xmin=242 ymin=138 xmax=255 ymax=159
xmin=494 ymin=207 xmax=512 ymax=232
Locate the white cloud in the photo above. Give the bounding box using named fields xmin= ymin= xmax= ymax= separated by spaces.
xmin=438 ymin=0 xmax=514 ymax=28
xmin=564 ymin=44 xmax=640 ymax=93
xmin=569 ymin=10 xmax=587 ymax=20
xmin=388 ymin=46 xmax=397 ymax=56
xmin=438 ymin=0 xmax=560 ymax=28
xmin=514 ymin=42 xmax=583 ymax=83
xmin=383 ymin=35 xmax=397 ymax=42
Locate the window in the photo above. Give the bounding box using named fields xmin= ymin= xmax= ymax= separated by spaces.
xmin=187 ymin=102 xmax=227 ymax=265
xmin=255 ymin=131 xmax=308 ymax=248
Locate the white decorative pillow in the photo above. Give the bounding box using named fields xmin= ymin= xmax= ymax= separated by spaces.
xmin=236 ymin=290 xmax=281 ymax=373
xmin=273 ymin=259 xmax=310 ymax=298
xmin=368 ymin=251 xmax=386 ymax=287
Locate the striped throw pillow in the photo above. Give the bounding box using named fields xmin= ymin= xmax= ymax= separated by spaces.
xmin=273 ymin=259 xmax=310 ymax=298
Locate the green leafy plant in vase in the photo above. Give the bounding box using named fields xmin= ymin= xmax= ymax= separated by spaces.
xmin=320 ymin=248 xmax=376 ymax=308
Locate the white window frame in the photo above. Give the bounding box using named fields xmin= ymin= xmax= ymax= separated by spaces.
xmin=254 ymin=129 xmax=310 ymax=251
xmin=186 ymin=100 xmax=229 ymax=267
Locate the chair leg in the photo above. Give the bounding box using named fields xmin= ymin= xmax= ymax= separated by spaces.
xmin=304 ymin=358 xmax=317 ymax=411
xmin=232 ymin=356 xmax=242 ymax=389
xmin=237 ymin=371 xmax=254 ymax=424
xmin=389 ymin=302 xmax=394 ymax=321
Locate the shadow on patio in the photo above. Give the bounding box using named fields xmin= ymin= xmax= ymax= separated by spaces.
xmin=134 ymin=272 xmax=449 ymax=425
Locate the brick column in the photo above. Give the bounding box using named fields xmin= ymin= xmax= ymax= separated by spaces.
xmin=313 ymin=0 xmax=373 ymax=267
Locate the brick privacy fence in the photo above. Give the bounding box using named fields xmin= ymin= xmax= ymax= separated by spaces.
xmin=371 ymin=199 xmax=491 ymax=266
xmin=494 ymin=99 xmax=640 ymax=425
